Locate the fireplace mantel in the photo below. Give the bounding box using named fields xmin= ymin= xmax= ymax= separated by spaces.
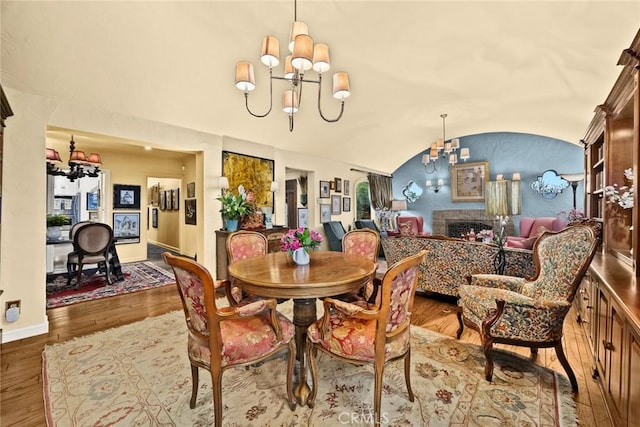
xmin=432 ymin=209 xmax=515 ymax=237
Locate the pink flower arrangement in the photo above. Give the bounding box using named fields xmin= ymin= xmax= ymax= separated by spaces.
xmin=281 ymin=227 xmax=323 ymax=254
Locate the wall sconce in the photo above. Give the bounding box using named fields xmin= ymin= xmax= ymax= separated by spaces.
xmin=425 ymin=179 xmax=444 ymax=193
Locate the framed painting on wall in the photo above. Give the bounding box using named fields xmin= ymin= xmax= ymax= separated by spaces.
xmin=113 ymin=184 xmax=141 ymax=210
xmin=342 ymin=197 xmax=351 ymax=212
xmin=344 ymin=180 xmax=350 ymax=195
xmin=152 ymin=208 xmax=158 ymax=228
xmin=160 ymin=190 xmax=167 ymax=210
xmin=222 ymin=151 xmax=274 ymax=210
xmin=297 ymin=207 xmax=309 ymax=228
xmin=185 ymin=199 xmax=196 ymax=225
xmin=86 ymin=190 xmax=99 ymax=211
xmin=450 ymin=161 xmax=489 ymax=203
xmin=331 ymin=195 xmax=341 ymax=215
xmin=186 ymin=182 xmax=195 ymax=198
xmin=172 ymin=188 xmax=180 ymax=211
xmin=319 ymin=180 xmax=330 ymax=198
xmin=320 ymin=204 xmax=331 ymax=223
xmin=113 ymin=212 xmax=140 ymax=244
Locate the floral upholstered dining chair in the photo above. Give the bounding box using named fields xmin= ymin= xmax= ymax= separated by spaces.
xmin=225 ymin=230 xmax=269 ymax=305
xmin=162 ymin=252 xmax=296 ymax=427
xmin=456 ymin=224 xmax=599 ymax=392
xmin=306 ymin=250 xmax=427 ymax=425
xmin=339 ymin=228 xmax=381 ymax=303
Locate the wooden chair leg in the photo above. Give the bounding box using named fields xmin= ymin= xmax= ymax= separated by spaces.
xmin=75 ymin=262 xmax=84 ymax=289
xmin=306 ymin=342 xmax=318 ymax=408
xmin=404 ymin=350 xmax=414 ymax=401
xmin=189 ymin=365 xmax=199 ymax=408
xmin=555 ymin=340 xmax=578 ymax=392
xmin=211 ymin=367 xmax=223 ymax=427
xmin=373 ymin=362 xmax=384 ymax=426
xmin=483 ymin=337 xmax=495 ymax=382
xmin=456 ymin=307 xmax=464 ymax=339
xmin=481 ymin=300 xmax=505 ymax=383
xmin=286 ymin=341 xmax=297 ymax=410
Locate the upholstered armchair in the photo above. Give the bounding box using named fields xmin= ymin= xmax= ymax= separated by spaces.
xmin=355 ymin=219 xmax=386 ymax=258
xmin=225 ymin=230 xmax=269 ymax=305
xmin=505 ymin=216 xmax=566 ymax=249
xmin=323 ymin=221 xmax=347 ymax=251
xmin=456 ymin=224 xmax=598 ymax=392
xmin=388 ymin=216 xmax=430 ymax=237
xmin=339 ymin=228 xmax=380 ymax=303
xmin=306 ymin=250 xmax=427 ymax=424
xmin=162 ymin=252 xmax=296 ymax=427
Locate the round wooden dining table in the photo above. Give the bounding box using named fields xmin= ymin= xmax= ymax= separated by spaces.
xmin=227 ymin=250 xmax=376 ymax=406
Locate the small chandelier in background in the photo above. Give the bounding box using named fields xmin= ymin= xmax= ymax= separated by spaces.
xmin=421 ymin=114 xmax=471 ymax=174
xmin=234 ymin=0 xmax=351 ymax=132
xmin=46 ymin=135 xmax=102 ymax=182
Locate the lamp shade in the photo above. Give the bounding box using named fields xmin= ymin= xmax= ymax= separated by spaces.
xmin=451 ymin=138 xmax=460 ymax=150
xmin=46 ymin=148 xmax=61 ymax=162
xmin=283 ymin=55 xmax=295 ymax=79
xmin=391 ymin=199 xmax=408 ymax=211
xmin=421 ymin=154 xmax=430 ymax=164
xmin=270 ymin=181 xmax=279 ymax=192
xmin=459 ymin=147 xmax=470 ymax=160
xmin=235 ymin=61 xmax=256 ymax=91
xmin=485 ymin=181 xmax=510 ymax=216
xmin=288 ymin=21 xmax=309 ymax=52
xmin=283 ymin=90 xmax=299 ymax=113
xmin=425 ymin=180 xmax=433 ymax=187
xmin=260 ymin=36 xmax=280 ymax=67
xmin=291 ymin=34 xmax=313 ymax=71
xmin=86 ymin=153 xmax=102 ymax=165
xmin=219 ymin=176 xmax=229 ymax=189
xmin=312 ymin=43 xmax=330 ymax=73
xmin=332 ymin=72 xmax=350 ymax=100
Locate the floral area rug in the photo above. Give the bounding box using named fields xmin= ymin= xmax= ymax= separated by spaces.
xmin=46 ymin=261 xmax=175 ymax=309
xmin=43 ymin=301 xmax=576 ymax=426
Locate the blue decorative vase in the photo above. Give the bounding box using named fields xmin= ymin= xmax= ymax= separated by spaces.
xmin=225 ymin=218 xmax=239 ymax=232
xmin=292 ymin=248 xmax=310 ymax=266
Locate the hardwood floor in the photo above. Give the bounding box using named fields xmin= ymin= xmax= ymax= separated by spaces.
xmin=1 ymin=287 xmax=612 ymax=426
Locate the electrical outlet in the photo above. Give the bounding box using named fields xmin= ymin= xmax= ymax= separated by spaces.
xmin=5 ymin=300 xmax=20 ymax=312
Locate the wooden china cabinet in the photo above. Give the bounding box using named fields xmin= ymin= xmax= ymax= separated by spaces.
xmin=579 ymin=29 xmax=640 ymax=427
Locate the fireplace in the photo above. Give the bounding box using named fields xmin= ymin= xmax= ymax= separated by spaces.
xmin=432 ymin=209 xmax=515 ymax=238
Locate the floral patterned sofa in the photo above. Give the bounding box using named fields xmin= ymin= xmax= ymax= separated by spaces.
xmin=380 ymin=235 xmax=535 ymax=298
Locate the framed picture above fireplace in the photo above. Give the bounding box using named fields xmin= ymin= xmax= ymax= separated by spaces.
xmin=451 ymin=161 xmax=489 ymax=203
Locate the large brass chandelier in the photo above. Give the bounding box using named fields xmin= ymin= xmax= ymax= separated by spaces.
xmin=234 ymin=0 xmax=351 ymax=132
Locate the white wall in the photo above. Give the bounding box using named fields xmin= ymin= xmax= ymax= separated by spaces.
xmin=0 ymin=88 xmax=367 ymax=342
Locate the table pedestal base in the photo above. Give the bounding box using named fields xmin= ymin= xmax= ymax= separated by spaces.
xmin=292 ymin=298 xmax=317 ymax=406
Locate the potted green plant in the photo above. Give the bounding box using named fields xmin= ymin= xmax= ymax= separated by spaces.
xmin=46 ymin=214 xmax=71 ymax=241
xmin=216 ymin=185 xmax=253 ymax=231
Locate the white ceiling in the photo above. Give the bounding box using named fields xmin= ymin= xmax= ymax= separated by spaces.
xmin=4 ymin=1 xmax=640 ymax=173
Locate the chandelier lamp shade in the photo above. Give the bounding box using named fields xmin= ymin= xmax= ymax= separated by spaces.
xmin=46 ymin=135 xmax=102 ymax=182
xmin=234 ymin=0 xmax=351 ymax=132
xmin=421 ymin=114 xmax=471 ymax=174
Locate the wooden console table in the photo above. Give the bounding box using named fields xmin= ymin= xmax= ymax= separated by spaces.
xmin=215 ymin=227 xmax=290 ymax=280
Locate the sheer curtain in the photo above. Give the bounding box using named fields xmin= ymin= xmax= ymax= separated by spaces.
xmin=367 ymin=173 xmax=392 ymax=210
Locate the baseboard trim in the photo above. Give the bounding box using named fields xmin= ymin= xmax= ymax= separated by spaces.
xmin=1 ymin=319 xmax=49 ymax=343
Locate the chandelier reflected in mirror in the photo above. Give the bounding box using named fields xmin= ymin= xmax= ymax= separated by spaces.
xmin=46 ymin=135 xmax=102 ymax=182
xmin=234 ymin=0 xmax=351 ymax=132
xmin=421 ymin=114 xmax=471 ymax=174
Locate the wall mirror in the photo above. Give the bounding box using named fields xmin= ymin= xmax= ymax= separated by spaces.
xmin=402 ymin=180 xmax=423 ymax=203
xmin=530 ymin=169 xmax=569 ymax=199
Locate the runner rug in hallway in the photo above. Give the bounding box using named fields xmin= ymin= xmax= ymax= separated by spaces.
xmin=43 ymin=306 xmax=577 ymax=426
xmin=46 ymin=261 xmax=175 ymax=309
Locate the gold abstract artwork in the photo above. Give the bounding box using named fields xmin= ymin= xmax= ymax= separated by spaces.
xmin=222 ymin=151 xmax=274 ymax=209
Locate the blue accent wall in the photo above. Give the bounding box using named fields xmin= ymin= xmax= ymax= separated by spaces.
xmin=391 ymin=132 xmax=584 ymax=234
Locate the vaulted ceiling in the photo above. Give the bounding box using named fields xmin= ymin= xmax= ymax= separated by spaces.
xmin=3 ymin=1 xmax=639 ymax=173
